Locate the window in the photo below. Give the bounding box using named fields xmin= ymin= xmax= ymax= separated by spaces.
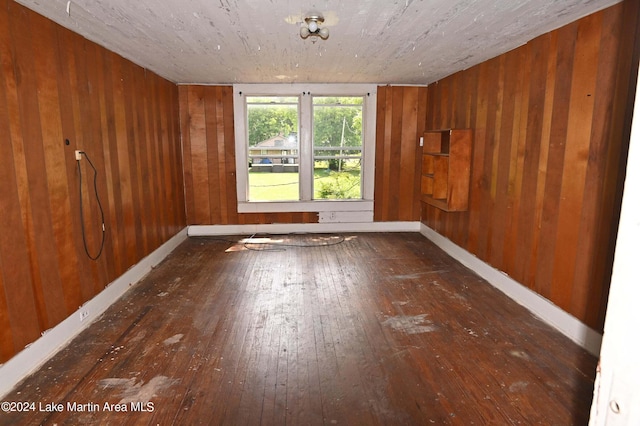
xmin=313 ymin=96 xmax=363 ymax=200
xmin=246 ymin=96 xmax=299 ymax=201
xmin=234 ymin=84 xmax=377 ymax=216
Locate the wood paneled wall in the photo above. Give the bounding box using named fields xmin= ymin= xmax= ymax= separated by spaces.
xmin=179 ymin=85 xmax=318 ymax=225
xmin=421 ymin=2 xmax=633 ymax=331
xmin=0 ymin=1 xmax=185 ymax=362
xmin=374 ymin=86 xmax=428 ymax=222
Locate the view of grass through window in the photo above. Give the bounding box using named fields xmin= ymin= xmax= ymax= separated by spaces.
xmin=246 ymin=95 xmax=363 ymax=202
xmin=246 ymin=96 xmax=299 ymax=201
xmin=313 ymin=96 xmax=363 ymax=199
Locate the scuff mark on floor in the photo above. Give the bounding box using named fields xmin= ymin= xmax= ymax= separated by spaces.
xmin=99 ymin=375 xmax=179 ymax=404
xmin=391 ymin=270 xmax=450 ymax=280
xmin=128 ymin=330 xmax=147 ymax=344
xmin=464 ymin=327 xmax=479 ymax=337
xmin=509 ymin=381 xmax=529 ymax=392
xmin=392 ymin=273 xmax=424 ymax=280
xmin=163 ymin=334 xmax=184 ymax=345
xmin=382 ymin=314 xmax=437 ymax=334
xmin=509 ymin=350 xmax=531 ymax=360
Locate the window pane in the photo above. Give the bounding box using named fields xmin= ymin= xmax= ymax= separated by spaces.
xmin=312 ymin=97 xmax=363 ymax=200
xmin=246 ymin=96 xmax=299 ymax=201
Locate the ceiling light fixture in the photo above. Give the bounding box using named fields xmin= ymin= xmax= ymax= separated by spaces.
xmin=300 ymin=14 xmax=329 ymax=40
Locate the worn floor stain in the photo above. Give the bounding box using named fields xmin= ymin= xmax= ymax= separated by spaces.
xmin=382 ymin=314 xmax=437 ymax=334
xmin=99 ymin=376 xmax=178 ymax=404
xmin=163 ymin=334 xmax=184 ymax=345
xmin=509 ymin=350 xmax=531 ymax=360
xmin=509 ymin=381 xmax=529 ymax=392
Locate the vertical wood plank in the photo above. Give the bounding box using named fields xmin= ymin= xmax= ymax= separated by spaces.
xmin=457 ymin=67 xmax=479 ymax=248
xmin=129 ymin=64 xmax=150 ymax=255
xmin=399 ymin=87 xmax=419 ymax=221
xmin=502 ymin=44 xmax=530 ymax=278
xmin=81 ymin=38 xmax=112 ymax=295
xmin=466 ymin=61 xmax=489 ymax=255
xmin=204 ymin=86 xmax=222 ymax=224
xmin=135 ymin=68 xmax=155 ymax=253
xmin=476 ymin=56 xmax=501 ymax=262
xmin=112 ymin=56 xmax=138 ymax=269
xmin=387 ymin=88 xmax=404 ymax=220
xmin=103 ymin=51 xmax=127 ymax=277
xmin=124 ymin=62 xmax=146 ymax=261
xmin=179 ymin=86 xmax=195 ymax=224
xmin=374 ymin=86 xmax=389 ymax=221
xmin=381 ymin=86 xmax=395 ymax=221
xmin=162 ymin=77 xmax=183 ymax=238
xmin=154 ymin=75 xmax=171 ymax=236
xmin=222 ymin=86 xmax=239 ymax=225
xmin=70 ymin=36 xmax=99 ymax=294
xmin=215 ymin=86 xmax=230 ymax=224
xmin=528 ymin=31 xmax=557 ymax=297
xmin=415 ymin=87 xmax=429 ymax=220
xmin=488 ymin=50 xmax=518 ymax=268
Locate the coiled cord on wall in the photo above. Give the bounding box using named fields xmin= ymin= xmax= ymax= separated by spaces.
xmin=77 ymin=151 xmax=105 ymax=260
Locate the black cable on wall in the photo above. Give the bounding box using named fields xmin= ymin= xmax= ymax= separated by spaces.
xmin=76 ymin=151 xmax=106 ymax=260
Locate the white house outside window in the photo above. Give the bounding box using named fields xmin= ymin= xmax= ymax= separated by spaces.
xmin=233 ymin=84 xmax=377 ymax=218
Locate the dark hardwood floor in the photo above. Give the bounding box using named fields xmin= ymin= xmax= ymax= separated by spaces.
xmin=0 ymin=233 xmax=597 ymax=425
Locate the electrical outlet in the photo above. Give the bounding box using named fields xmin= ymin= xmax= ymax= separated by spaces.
xmin=79 ymin=309 xmax=89 ymax=322
xmin=75 ymin=150 xmax=82 ymax=161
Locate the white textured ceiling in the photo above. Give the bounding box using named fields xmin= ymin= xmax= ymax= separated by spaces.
xmin=16 ymin=0 xmax=620 ymax=85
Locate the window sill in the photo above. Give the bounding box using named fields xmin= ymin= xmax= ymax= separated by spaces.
xmin=237 ymin=199 xmax=374 ymax=214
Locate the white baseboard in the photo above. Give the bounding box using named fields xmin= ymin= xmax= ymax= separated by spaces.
xmin=0 ymin=227 xmax=188 ymax=398
xmin=188 ymin=221 xmax=421 ymax=236
xmin=420 ymin=224 xmax=602 ymax=356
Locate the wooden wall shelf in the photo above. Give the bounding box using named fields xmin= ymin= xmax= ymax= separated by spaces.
xmin=420 ymin=129 xmax=472 ymax=212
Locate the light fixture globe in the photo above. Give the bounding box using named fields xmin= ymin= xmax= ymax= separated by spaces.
xmin=300 ymin=14 xmax=328 ymax=40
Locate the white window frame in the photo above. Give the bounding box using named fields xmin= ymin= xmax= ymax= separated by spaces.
xmin=233 ymin=84 xmax=377 ymax=215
